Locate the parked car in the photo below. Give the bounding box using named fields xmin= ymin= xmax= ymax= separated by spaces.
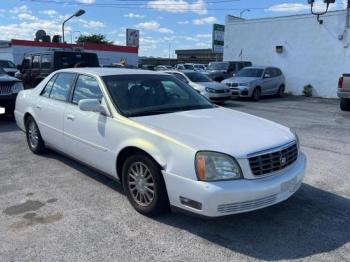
xmin=0 ymin=59 xmax=19 ymax=77
xmin=15 ymin=68 xmax=306 ymax=217
xmin=154 ymin=65 xmax=172 ymax=71
xmin=222 ymin=66 xmax=286 ymax=101
xmin=17 ymin=50 xmax=99 ymax=89
xmin=207 ymin=61 xmax=252 ymax=82
xmin=140 ymin=64 xmax=156 ymax=70
xmin=103 ymin=63 xmax=138 ymax=69
xmin=165 ymin=70 xmax=231 ymax=103
xmin=0 ymin=67 xmax=23 ymax=114
xmin=193 ymin=64 xmax=206 ymax=71
xmin=338 ymin=74 xmax=350 ymax=111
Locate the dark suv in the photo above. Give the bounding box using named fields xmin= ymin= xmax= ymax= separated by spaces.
xmin=0 ymin=67 xmax=23 ymax=114
xmin=18 ymin=50 xmax=99 ymax=88
xmin=207 ymin=61 xmax=252 ymax=82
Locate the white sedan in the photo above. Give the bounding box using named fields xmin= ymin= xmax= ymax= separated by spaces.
xmin=15 ymin=68 xmax=306 ymax=217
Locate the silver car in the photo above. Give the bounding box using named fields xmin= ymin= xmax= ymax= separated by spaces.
xmin=165 ymin=70 xmax=232 ymax=103
xmin=222 ymin=66 xmax=286 ymax=101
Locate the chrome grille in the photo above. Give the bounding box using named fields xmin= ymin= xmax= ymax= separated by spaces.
xmin=248 ymin=143 xmax=298 ymax=176
xmin=0 ymin=82 xmax=14 ymax=95
xmin=226 ymin=83 xmax=238 ymax=87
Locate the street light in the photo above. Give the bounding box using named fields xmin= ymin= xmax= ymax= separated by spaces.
xmin=240 ymin=9 xmax=250 ymax=18
xmin=62 ymin=9 xmax=85 ymax=43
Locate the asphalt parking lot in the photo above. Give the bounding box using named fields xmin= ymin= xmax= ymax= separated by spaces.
xmin=1 ymin=96 xmax=349 ymax=262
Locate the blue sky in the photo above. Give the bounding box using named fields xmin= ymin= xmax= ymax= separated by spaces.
xmin=0 ymin=0 xmax=347 ymax=57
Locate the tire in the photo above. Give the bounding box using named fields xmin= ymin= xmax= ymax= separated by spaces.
xmin=25 ymin=116 xmax=45 ymax=154
xmin=122 ymin=154 xmax=169 ymax=216
xmin=277 ymin=85 xmax=285 ymax=98
xmin=340 ymin=98 xmax=350 ymax=111
xmin=252 ymin=87 xmax=261 ymax=101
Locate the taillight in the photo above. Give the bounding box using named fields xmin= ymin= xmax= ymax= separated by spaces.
xmin=338 ymin=76 xmax=344 ymax=89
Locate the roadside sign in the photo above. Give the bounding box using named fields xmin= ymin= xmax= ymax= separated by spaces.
xmin=126 ymin=29 xmax=139 ymax=47
xmin=212 ymin=24 xmax=225 ymax=54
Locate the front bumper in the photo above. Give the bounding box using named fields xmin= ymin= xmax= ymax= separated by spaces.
xmin=338 ymin=90 xmax=350 ymax=98
xmin=0 ymin=93 xmax=17 ymax=109
xmin=202 ymin=92 xmax=232 ymax=102
xmin=230 ymin=86 xmax=254 ymax=97
xmin=163 ymin=152 xmax=306 ymax=217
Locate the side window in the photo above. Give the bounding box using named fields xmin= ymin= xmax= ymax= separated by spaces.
xmin=50 ymin=73 xmax=75 ymax=102
xmin=22 ymin=56 xmax=31 ymax=69
xmin=41 ymin=74 xmax=57 ymax=98
xmin=72 ymin=75 xmax=103 ymax=104
xmin=41 ymin=55 xmax=51 ymax=69
xmin=32 ymin=55 xmax=40 ymax=69
xmin=265 ymin=68 xmax=272 ymax=77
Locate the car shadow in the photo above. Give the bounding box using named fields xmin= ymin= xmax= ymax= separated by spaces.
xmin=154 ymin=184 xmax=350 ymax=260
xmin=42 ymin=151 xmax=350 ymax=261
xmin=0 ymin=115 xmax=19 ymax=133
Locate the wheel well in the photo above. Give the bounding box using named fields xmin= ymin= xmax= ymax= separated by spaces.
xmin=116 ymin=147 xmax=163 ymax=182
xmin=23 ymin=113 xmax=33 ymax=127
xmin=280 ymin=84 xmax=285 ymax=88
xmin=255 ymin=86 xmax=261 ymax=91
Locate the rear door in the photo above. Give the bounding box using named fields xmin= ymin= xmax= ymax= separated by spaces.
xmin=35 ymin=72 xmax=76 ymax=151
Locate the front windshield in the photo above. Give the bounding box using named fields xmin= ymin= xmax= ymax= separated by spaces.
xmin=236 ymin=68 xmax=264 ymax=78
xmin=102 ymin=74 xmax=214 ymax=117
xmin=208 ymin=62 xmax=228 ymax=70
xmin=184 ymin=72 xmax=212 ymax=83
xmin=0 ymin=68 xmax=6 ymax=75
xmin=0 ymin=60 xmax=15 ymax=68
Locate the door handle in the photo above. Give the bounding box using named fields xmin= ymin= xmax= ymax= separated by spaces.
xmin=35 ymin=105 xmax=41 ymax=109
xmin=66 ymin=115 xmax=75 ymax=121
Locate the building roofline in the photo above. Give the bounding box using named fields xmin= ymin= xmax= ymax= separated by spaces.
xmin=226 ymin=9 xmax=346 ymax=24
xmin=10 ymin=39 xmax=138 ymax=54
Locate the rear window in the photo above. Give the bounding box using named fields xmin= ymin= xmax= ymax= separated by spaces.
xmin=0 ymin=60 xmax=16 ymax=68
xmin=53 ymin=52 xmax=99 ymax=69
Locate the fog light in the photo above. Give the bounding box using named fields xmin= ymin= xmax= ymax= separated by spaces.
xmin=179 ymin=196 xmax=202 ymax=210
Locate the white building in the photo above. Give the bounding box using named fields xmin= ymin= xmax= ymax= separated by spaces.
xmin=224 ymin=10 xmax=350 ymax=98
xmin=0 ymin=39 xmax=138 ymax=66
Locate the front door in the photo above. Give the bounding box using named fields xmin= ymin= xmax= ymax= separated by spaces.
xmin=63 ymin=74 xmax=116 ymax=176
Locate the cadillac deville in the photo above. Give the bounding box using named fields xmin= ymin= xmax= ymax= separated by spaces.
xmin=15 ymin=68 xmax=306 ymax=217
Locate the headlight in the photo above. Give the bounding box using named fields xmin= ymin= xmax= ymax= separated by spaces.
xmin=12 ymin=82 xmax=24 ymax=93
xmin=195 ymin=151 xmax=242 ymax=181
xmin=239 ymin=82 xmax=249 ymax=86
xmin=205 ymin=87 xmax=216 ymax=93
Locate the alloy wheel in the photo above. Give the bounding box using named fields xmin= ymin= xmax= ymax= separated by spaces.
xmin=28 ymin=121 xmax=39 ymax=149
xmin=127 ymin=162 xmax=155 ymax=207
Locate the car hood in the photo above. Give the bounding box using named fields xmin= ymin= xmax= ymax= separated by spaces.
xmin=223 ymin=77 xmax=260 ymax=83
xmin=131 ymin=107 xmax=295 ymax=158
xmin=0 ymin=74 xmax=19 ymax=82
xmin=195 ymin=81 xmax=228 ymax=90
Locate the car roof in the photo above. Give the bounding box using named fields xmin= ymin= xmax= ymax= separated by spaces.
xmin=56 ymin=67 xmax=169 ymax=76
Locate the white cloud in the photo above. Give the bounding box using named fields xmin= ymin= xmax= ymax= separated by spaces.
xmin=148 ymin=0 xmax=207 ymax=15
xmin=9 ymin=5 xmax=31 ymax=14
xmin=124 ymin=13 xmax=145 ymax=19
xmin=135 ymin=20 xmax=173 ymax=33
xmin=76 ymin=0 xmax=95 ymax=3
xmin=177 ymin=20 xmax=189 ymax=25
xmin=195 ymin=33 xmax=211 ymax=38
xmin=192 ymin=16 xmax=217 ymax=25
xmin=40 ymin=10 xmax=58 ymax=17
xmin=267 ymin=2 xmax=339 ymax=13
xmin=18 ymin=13 xmax=38 ymax=21
xmin=79 ymin=19 xmax=105 ymax=28
xmin=195 ymin=42 xmax=209 ymax=47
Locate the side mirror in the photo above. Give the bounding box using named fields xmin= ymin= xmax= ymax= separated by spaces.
xmin=264 ymin=73 xmax=271 ymax=78
xmin=78 ymin=99 xmax=108 ymax=116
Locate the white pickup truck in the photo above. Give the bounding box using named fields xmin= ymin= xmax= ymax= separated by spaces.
xmin=338 ymin=75 xmax=350 ymax=111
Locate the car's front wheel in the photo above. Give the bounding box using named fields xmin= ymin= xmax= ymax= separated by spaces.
xmin=25 ymin=116 xmax=45 ymax=154
xmin=122 ymin=154 xmax=169 ymax=216
xmin=340 ymin=98 xmax=350 ymax=111
xmin=252 ymin=87 xmax=261 ymax=101
xmin=277 ymin=85 xmax=285 ymax=97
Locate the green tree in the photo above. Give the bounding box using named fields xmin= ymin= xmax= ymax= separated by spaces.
xmin=76 ymin=34 xmax=113 ymax=45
